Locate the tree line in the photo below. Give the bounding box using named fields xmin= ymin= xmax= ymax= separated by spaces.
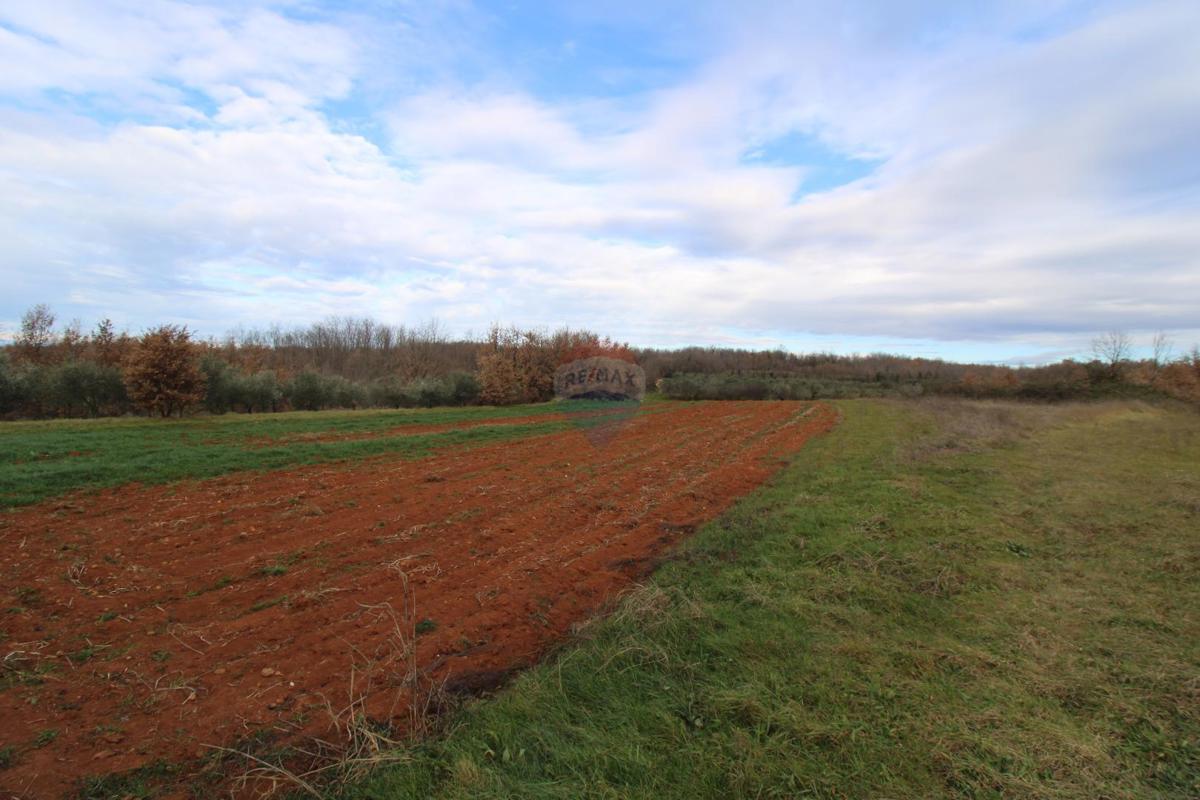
xmin=1 ymin=304 xmax=1197 ymax=420
xmin=0 ymin=305 xmax=633 ymax=418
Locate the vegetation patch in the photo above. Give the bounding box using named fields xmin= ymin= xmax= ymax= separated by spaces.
xmin=0 ymin=404 xmax=588 ymax=507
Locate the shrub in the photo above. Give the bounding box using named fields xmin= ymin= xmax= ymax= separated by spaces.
xmin=365 ymin=372 xmax=479 ymax=408
xmin=285 ymin=372 xmax=364 ymax=411
xmin=476 ymin=326 xmax=628 ymax=405
xmin=53 ymin=361 xmax=126 ymax=417
xmin=0 ymin=352 xmax=29 ymax=415
xmin=199 ymin=356 xmax=236 ymax=414
xmin=326 ymin=375 xmax=365 ymax=409
xmin=446 ymin=371 xmax=481 ymax=405
xmin=368 ymin=377 xmax=408 ymax=408
xmin=286 ymin=371 xmax=329 ymax=411
xmin=234 ymin=371 xmax=281 ymax=413
xmin=658 ymin=373 xmax=901 ymax=401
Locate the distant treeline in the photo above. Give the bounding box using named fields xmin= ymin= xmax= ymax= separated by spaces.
xmin=1 ymin=304 xmax=1197 ymax=420
xmin=646 ymin=339 xmax=1200 ymax=403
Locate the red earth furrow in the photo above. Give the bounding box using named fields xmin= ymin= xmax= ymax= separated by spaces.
xmin=0 ymin=400 xmax=836 ymax=798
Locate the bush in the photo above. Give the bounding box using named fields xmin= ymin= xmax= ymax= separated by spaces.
xmin=327 ymin=375 xmax=365 ymax=409
xmin=200 ymin=356 xmax=236 ymax=414
xmin=234 ymin=371 xmax=281 ymax=413
xmin=658 ymin=373 xmax=899 ymax=401
xmin=476 ymin=326 xmax=626 ymax=405
xmin=285 ymin=372 xmax=364 ymax=411
xmin=53 ymin=361 xmax=126 ymax=417
xmin=123 ymin=326 xmax=206 ymax=417
xmin=366 ymin=372 xmax=480 ymax=409
xmin=286 ymin=371 xmax=330 ymax=411
xmin=446 ymin=371 xmax=481 ymax=405
xmin=367 ymin=377 xmax=408 ymax=408
xmin=0 ymin=352 xmax=30 ymax=415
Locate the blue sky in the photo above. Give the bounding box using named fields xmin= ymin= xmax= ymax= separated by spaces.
xmin=1 ymin=0 xmax=1197 ymax=363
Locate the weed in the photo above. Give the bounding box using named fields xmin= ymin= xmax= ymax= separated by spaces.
xmin=1005 ymin=541 xmax=1032 ymax=557
xmin=14 ymin=587 xmax=42 ymax=607
xmin=249 ymin=595 xmax=288 ymax=613
xmin=67 ymin=646 xmax=98 ymax=665
xmin=76 ymin=758 xmax=180 ymax=799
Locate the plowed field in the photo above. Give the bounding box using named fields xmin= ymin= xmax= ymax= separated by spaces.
xmin=0 ymin=400 xmax=835 ymax=797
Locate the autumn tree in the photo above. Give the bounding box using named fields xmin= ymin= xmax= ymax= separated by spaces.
xmin=476 ymin=326 xmax=546 ymax=405
xmin=90 ymin=318 xmax=128 ymax=367
xmin=123 ymin=325 xmax=206 ymax=417
xmin=475 ymin=327 xmax=556 ymax=405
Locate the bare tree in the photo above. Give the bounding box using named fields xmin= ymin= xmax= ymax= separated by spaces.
xmin=1151 ymin=331 xmax=1173 ymax=370
xmin=1091 ymin=330 xmax=1131 ymax=378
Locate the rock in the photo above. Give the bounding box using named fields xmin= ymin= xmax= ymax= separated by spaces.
xmin=260 ymin=667 xmax=275 ymax=677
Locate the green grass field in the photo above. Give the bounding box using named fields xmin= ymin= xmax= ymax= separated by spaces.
xmin=337 ymin=398 xmax=1199 ymax=799
xmin=0 ymin=403 xmax=592 ymax=508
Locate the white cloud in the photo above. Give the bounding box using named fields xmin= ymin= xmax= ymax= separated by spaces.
xmin=0 ymin=0 xmax=1197 ymax=358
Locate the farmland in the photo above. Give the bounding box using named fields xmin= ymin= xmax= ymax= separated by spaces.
xmin=0 ymin=399 xmax=836 ymax=798
xmin=348 ymin=398 xmax=1199 ymax=800
xmin=1 ymin=398 xmax=1197 ymax=799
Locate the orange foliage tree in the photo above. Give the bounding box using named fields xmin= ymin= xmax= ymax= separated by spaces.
xmin=123 ymin=325 xmax=206 ymax=417
xmin=1154 ymin=351 xmax=1200 ymax=403
xmin=476 ymin=327 xmax=634 ymax=405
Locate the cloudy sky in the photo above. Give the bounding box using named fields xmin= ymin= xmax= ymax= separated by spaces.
xmin=1 ymin=0 xmax=1197 ymax=362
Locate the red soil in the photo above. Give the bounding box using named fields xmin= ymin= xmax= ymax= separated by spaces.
xmin=0 ymin=401 xmax=836 ymax=798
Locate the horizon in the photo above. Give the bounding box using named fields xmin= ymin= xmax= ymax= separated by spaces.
xmin=2 ymin=1 xmax=1198 ymax=365
xmin=1 ymin=304 xmax=1179 ymax=370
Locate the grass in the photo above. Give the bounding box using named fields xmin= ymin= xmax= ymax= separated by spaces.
xmin=0 ymin=401 xmax=636 ymax=508
xmin=336 ymin=398 xmax=1199 ymax=799
xmin=34 ymin=729 xmax=59 ymax=748
xmin=76 ymin=758 xmax=182 ymax=800
xmin=249 ymin=595 xmax=289 ymax=613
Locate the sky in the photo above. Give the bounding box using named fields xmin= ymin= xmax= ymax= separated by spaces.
xmin=1 ymin=0 xmax=1197 ymax=364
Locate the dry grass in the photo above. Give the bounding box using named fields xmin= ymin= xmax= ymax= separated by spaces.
xmin=213 ymin=567 xmax=447 ymax=798
xmin=900 ymin=396 xmax=1157 ymax=461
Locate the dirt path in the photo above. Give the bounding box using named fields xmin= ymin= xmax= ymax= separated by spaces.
xmin=0 ymin=400 xmax=836 ymax=798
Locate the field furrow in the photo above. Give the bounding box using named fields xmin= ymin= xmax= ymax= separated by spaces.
xmin=0 ymin=400 xmax=835 ymax=798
